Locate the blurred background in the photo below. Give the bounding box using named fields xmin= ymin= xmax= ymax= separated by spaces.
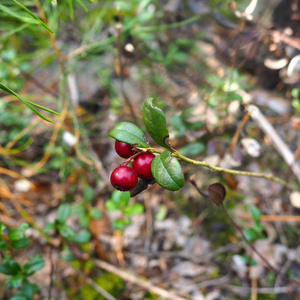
xmin=0 ymin=0 xmax=300 ymax=299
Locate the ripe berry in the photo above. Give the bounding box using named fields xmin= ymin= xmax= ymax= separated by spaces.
xmin=132 ymin=153 xmax=155 ymax=180
xmin=115 ymin=140 xmax=135 ymax=158
xmin=110 ymin=166 xmax=138 ymax=191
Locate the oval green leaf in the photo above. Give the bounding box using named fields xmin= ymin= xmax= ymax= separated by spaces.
xmin=109 ymin=122 xmax=149 ymax=148
xmin=143 ymin=98 xmax=170 ymax=148
xmin=151 ymin=150 xmax=184 ymax=191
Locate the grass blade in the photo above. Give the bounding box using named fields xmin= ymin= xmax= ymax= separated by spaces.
xmin=0 ymin=83 xmax=60 ymax=123
xmin=11 ymin=0 xmax=54 ymax=34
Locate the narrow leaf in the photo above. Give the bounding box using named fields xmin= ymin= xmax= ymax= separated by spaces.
xmin=109 ymin=122 xmax=149 ymax=148
xmin=151 ymin=150 xmax=184 ymax=191
xmin=143 ymin=98 xmax=170 ymax=148
xmin=0 ymin=83 xmax=60 ymax=122
xmin=11 ymin=0 xmax=54 ymax=34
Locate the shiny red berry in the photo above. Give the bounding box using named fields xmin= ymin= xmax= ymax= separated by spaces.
xmin=115 ymin=140 xmax=135 ymax=158
xmin=110 ymin=166 xmax=138 ymax=191
xmin=132 ymin=153 xmax=155 ymax=180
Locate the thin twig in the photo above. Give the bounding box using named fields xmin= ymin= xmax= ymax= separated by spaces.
xmin=228 ymin=111 xmax=251 ymax=154
xmin=92 ymin=259 xmax=188 ymax=300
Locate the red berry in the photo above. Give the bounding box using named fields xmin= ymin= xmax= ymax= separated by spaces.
xmin=110 ymin=166 xmax=138 ymax=191
xmin=132 ymin=153 xmax=155 ymax=180
xmin=115 ymin=140 xmax=135 ymax=158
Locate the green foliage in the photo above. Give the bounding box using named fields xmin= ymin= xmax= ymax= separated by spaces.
xmin=109 ymin=122 xmax=149 ymax=148
xmin=243 ymin=206 xmax=266 ymax=243
xmin=0 ymin=222 xmax=30 ymax=250
xmin=0 ymin=253 xmax=44 ymax=299
xmin=142 ymin=98 xmax=170 ymax=148
xmin=151 ymin=150 xmax=185 ymax=191
xmin=105 ymin=190 xmax=144 ymax=230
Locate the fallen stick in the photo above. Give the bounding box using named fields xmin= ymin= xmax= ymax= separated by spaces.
xmin=93 ymin=259 xmax=188 ymax=300
xmin=247 ymin=105 xmax=300 ymax=182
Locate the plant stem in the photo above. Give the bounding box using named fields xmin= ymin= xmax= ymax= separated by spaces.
xmin=145 ymin=147 xmax=291 ymax=189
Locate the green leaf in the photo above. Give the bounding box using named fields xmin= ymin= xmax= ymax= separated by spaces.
xmin=11 ymin=237 xmax=29 ymax=250
xmin=74 ymin=229 xmax=91 ymax=243
xmin=0 ymin=240 xmax=9 ymax=251
xmin=112 ymin=219 xmax=131 ymax=231
xmin=151 ymin=150 xmax=185 ymax=191
xmin=0 ymin=222 xmax=6 ymax=232
xmin=83 ymin=186 xmax=95 ymax=203
xmin=20 ymin=278 xmax=39 ymax=299
xmin=44 ymin=222 xmax=56 ymax=233
xmin=124 ymin=203 xmax=144 ymax=215
xmin=0 ymin=83 xmax=60 ymax=123
xmin=89 ymin=207 xmax=102 ymax=220
xmin=179 ymin=142 xmax=205 ymax=156
xmin=61 ymin=247 xmax=76 ymax=262
xmin=10 ymin=296 xmax=26 ymax=300
xmin=142 ymin=98 xmax=170 ymax=148
xmin=57 ymin=203 xmax=71 ymax=224
xmin=23 ymin=254 xmax=44 ymax=276
xmin=106 ymin=190 xmax=131 ymax=211
xmin=243 ymin=228 xmax=259 ymax=243
xmin=8 ymin=224 xmax=28 ymax=241
xmin=11 ymin=0 xmax=54 ymax=34
xmin=59 ymin=224 xmax=76 ymax=240
xmin=6 ymin=274 xmax=23 ymax=289
xmin=105 ymin=200 xmax=120 ymax=211
xmin=250 ymin=206 xmax=262 ymax=223
xmin=109 ymin=122 xmax=149 ymax=148
xmin=291 ymin=88 xmax=299 ymax=99
xmin=0 ymin=260 xmax=21 ymax=275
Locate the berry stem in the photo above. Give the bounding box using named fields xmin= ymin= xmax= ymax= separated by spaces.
xmin=122 ymin=152 xmax=142 ymax=166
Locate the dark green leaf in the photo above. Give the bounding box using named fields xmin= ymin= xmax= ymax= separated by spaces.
xmin=74 ymin=229 xmax=91 ymax=243
xmin=109 ymin=122 xmax=149 ymax=148
xmin=23 ymin=254 xmax=44 ymax=276
xmin=151 ymin=150 xmax=184 ymax=191
xmin=89 ymin=207 xmax=102 ymax=220
xmin=243 ymin=228 xmax=259 ymax=243
xmin=11 ymin=237 xmax=29 ymax=250
xmin=143 ymin=98 xmax=170 ymax=148
xmin=57 ymin=203 xmax=71 ymax=224
xmin=20 ymin=278 xmax=39 ymax=299
xmin=0 ymin=260 xmax=21 ymax=275
xmin=8 ymin=228 xmax=24 ymax=241
xmin=124 ymin=203 xmax=144 ymax=215
xmin=0 ymin=240 xmax=9 ymax=251
xmin=6 ymin=274 xmax=23 ymax=289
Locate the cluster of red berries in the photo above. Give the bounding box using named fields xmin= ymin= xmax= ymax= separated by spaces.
xmin=110 ymin=141 xmax=155 ymax=191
